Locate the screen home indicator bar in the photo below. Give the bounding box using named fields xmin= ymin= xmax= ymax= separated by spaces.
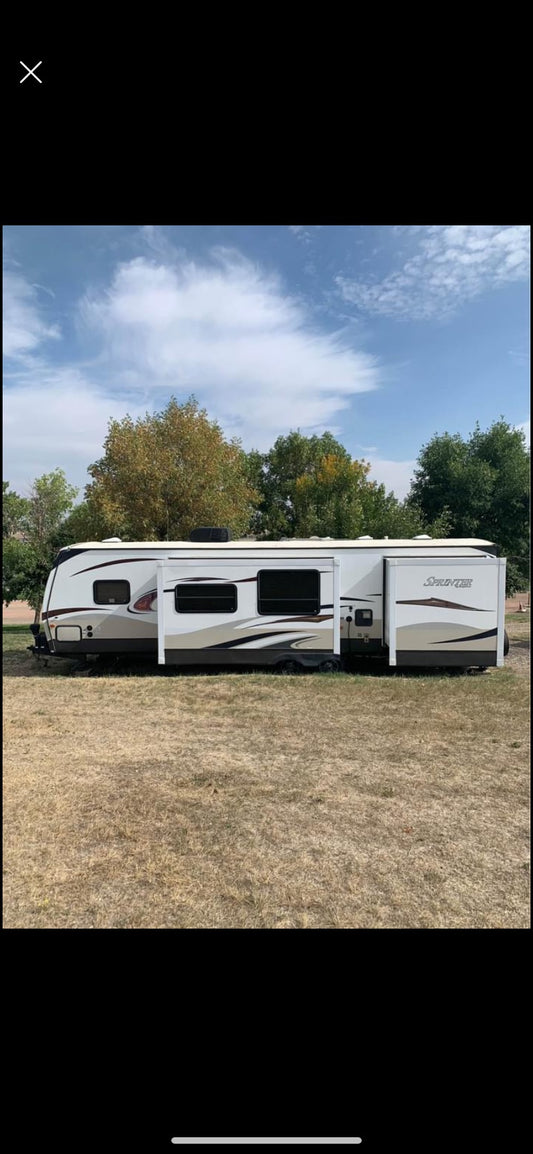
xmin=171 ymin=1141 xmax=363 ymax=1146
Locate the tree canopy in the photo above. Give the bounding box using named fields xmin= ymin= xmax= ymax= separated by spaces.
xmin=84 ymin=397 xmax=258 ymax=541
xmin=408 ymin=419 xmax=529 ymax=591
xmin=3 ymin=481 xmax=30 ymax=539
xmin=246 ymin=431 xmax=360 ymax=538
xmin=245 ymin=430 xmax=451 ymax=541
xmin=2 ymin=470 xmax=78 ymax=620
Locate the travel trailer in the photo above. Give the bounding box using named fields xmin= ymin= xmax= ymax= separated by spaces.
xmin=30 ymin=530 xmax=508 ymax=672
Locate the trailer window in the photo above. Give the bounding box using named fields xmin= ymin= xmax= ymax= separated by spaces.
xmin=93 ymin=580 xmax=131 ymax=605
xmin=355 ymin=609 xmax=373 ymax=626
xmin=258 ymin=569 xmax=320 ymax=616
xmin=175 ymin=583 xmax=238 ymax=613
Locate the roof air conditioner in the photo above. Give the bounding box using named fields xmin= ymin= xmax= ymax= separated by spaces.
xmin=189 ymin=527 xmax=232 ymax=542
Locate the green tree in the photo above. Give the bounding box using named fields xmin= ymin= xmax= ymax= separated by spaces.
xmin=2 ymin=539 xmax=50 ymax=620
xmin=51 ymin=500 xmax=106 ymax=550
xmin=3 ymin=481 xmax=30 ymax=538
xmin=23 ymin=470 xmax=79 ymax=552
xmin=408 ymin=419 xmax=530 ymax=591
xmin=2 ymin=469 xmax=78 ymax=622
xmin=360 ymin=481 xmax=452 ymax=539
xmin=247 ymin=431 xmax=354 ymax=538
xmin=84 ymin=397 xmax=258 ymax=541
xmin=292 ymin=453 xmax=371 ymax=537
xmin=2 ymin=538 xmax=35 ymax=604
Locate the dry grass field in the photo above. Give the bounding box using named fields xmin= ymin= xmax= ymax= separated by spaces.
xmin=3 ymin=615 xmax=530 ymax=928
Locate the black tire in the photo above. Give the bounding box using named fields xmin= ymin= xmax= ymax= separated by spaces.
xmin=318 ymin=658 xmax=341 ymax=673
xmin=503 ymin=630 xmax=510 ymax=656
xmin=276 ymin=659 xmax=303 ymax=675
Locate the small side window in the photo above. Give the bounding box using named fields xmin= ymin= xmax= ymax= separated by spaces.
xmin=175 ymin=583 xmax=238 ymax=613
xmin=93 ymin=580 xmax=131 ymax=605
xmin=355 ymin=608 xmax=373 ymax=626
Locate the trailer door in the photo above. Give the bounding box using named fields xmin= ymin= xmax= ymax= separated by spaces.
xmin=385 ymin=555 xmax=506 ymax=666
xmin=158 ymin=557 xmax=340 ymax=665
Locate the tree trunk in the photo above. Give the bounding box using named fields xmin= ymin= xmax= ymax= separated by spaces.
xmin=33 ymin=605 xmax=41 ymax=626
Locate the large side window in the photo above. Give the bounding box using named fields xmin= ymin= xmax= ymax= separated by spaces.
xmin=258 ymin=569 xmax=320 ymax=616
xmin=175 ymin=583 xmax=238 ymax=613
xmin=93 ymin=580 xmax=130 ymax=605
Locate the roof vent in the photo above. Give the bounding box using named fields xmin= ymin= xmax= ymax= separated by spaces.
xmin=189 ymin=527 xmax=231 ymax=542
xmin=102 ymin=537 xmax=122 ymax=542
xmin=357 ymin=535 xmax=373 ymax=540
xmin=413 ymin=534 xmax=431 ymax=539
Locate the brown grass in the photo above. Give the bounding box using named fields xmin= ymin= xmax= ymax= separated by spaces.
xmin=3 ymin=620 xmax=530 ymax=928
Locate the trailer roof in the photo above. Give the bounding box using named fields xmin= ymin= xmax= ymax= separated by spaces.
xmin=62 ymin=538 xmax=497 ymax=550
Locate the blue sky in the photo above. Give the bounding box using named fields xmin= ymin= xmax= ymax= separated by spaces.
xmin=3 ymin=224 xmax=530 ymax=502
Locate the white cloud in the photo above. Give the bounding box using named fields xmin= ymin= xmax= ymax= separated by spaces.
xmin=2 ymin=368 xmax=149 ymax=497
xmin=515 ymin=419 xmax=530 ymax=447
xmin=288 ymin=225 xmax=322 ymax=245
xmin=3 ymin=247 xmax=381 ymax=491
xmin=77 ymin=250 xmax=380 ymax=447
xmin=336 ymin=225 xmax=530 ymax=320
xmin=365 ymin=457 xmax=416 ymax=500
xmin=3 ymin=270 xmax=61 ymax=357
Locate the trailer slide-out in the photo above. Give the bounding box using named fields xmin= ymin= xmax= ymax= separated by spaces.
xmin=34 ymin=531 xmax=507 ymax=672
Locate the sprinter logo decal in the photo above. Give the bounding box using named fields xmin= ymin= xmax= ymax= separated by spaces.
xmin=423 ymin=577 xmax=473 ymax=588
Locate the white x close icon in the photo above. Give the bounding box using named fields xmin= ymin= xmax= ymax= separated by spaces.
xmin=20 ymin=60 xmax=42 ymax=84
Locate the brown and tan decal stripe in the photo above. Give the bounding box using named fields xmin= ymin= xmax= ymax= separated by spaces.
xmin=397 ymin=598 xmax=489 ymax=611
xmin=430 ymin=628 xmax=497 ymax=644
xmin=72 ymin=558 xmax=160 ymax=575
xmin=174 ymin=575 xmax=258 ymax=583
xmin=205 ymin=631 xmax=315 ymax=649
xmin=268 ymin=614 xmax=333 ymax=623
xmin=43 ymin=607 xmax=113 ymax=620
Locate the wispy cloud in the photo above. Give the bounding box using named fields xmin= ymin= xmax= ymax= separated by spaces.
xmin=77 ymin=248 xmax=380 ymax=446
xmin=3 ymin=244 xmax=381 ymax=492
xmin=3 ymin=367 xmax=149 ymax=496
xmin=288 ymin=225 xmax=323 ymax=245
xmin=508 ymin=345 xmax=529 ymax=367
xmin=515 ymin=419 xmax=530 ymax=447
xmin=3 ymin=269 xmax=61 ymax=358
xmin=336 ymin=225 xmax=530 ymax=320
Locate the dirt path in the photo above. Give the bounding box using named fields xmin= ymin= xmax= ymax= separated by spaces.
xmin=3 ymin=601 xmax=35 ymax=625
xmin=505 ymin=592 xmax=530 ymax=613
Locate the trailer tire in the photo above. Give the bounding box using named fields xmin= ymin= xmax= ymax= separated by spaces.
xmin=503 ymin=630 xmax=510 ymax=656
xmin=318 ymin=658 xmax=341 ymax=673
xmin=276 ymin=659 xmax=303 ymax=675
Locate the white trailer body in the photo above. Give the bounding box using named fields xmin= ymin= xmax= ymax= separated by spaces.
xmin=157 ymin=556 xmax=340 ymax=666
xmin=384 ymin=555 xmax=507 ymax=667
xmin=39 ymin=537 xmax=507 ymax=670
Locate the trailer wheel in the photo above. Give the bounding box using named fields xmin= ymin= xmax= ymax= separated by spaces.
xmin=276 ymin=659 xmax=303 ymax=675
xmin=504 ymin=630 xmax=510 ymax=656
xmin=318 ymin=658 xmax=341 ymax=673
